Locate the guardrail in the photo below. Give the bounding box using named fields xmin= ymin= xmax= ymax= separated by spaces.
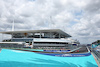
xmin=92 ymin=49 xmax=100 ymax=63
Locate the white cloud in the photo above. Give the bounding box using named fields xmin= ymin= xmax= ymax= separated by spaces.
xmin=0 ymin=0 xmax=100 ymax=44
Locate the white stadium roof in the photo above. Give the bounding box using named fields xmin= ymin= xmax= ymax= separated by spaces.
xmin=0 ymin=29 xmax=71 ymax=37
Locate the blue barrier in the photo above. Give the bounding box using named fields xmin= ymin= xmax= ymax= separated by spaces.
xmin=38 ymin=52 xmax=91 ymax=57
xmin=44 ymin=50 xmax=70 ymax=52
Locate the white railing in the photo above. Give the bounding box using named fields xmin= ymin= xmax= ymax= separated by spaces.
xmin=92 ymin=49 xmax=100 ymax=63
xmin=33 ymin=44 xmax=66 ymax=46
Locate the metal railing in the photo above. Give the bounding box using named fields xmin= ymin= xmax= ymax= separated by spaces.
xmin=92 ymin=49 xmax=100 ymax=63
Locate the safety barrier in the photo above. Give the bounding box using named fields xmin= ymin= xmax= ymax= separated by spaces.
xmin=92 ymin=50 xmax=100 ymax=63
xmin=38 ymin=52 xmax=91 ymax=57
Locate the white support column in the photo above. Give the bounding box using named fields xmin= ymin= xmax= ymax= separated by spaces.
xmin=59 ymin=33 xmax=60 ymax=38
xmin=40 ymin=32 xmax=41 ymax=38
xmin=50 ymin=32 xmax=52 ymax=38
xmin=2 ymin=34 xmax=3 ymax=41
xmin=11 ymin=33 xmax=13 ymax=39
xmin=11 ymin=33 xmax=13 ymax=41
xmin=31 ymin=38 xmax=34 ymax=49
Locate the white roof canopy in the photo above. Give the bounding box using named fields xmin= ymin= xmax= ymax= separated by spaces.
xmin=0 ymin=29 xmax=71 ymax=37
